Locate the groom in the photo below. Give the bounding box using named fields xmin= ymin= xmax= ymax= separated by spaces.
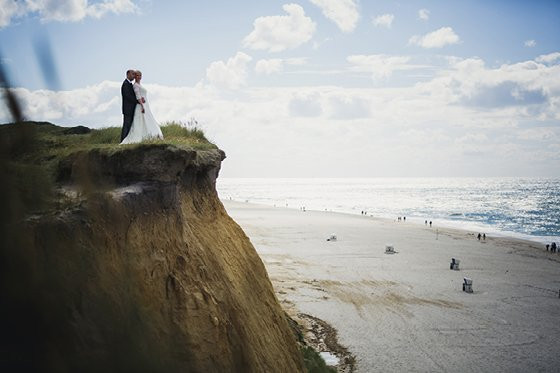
xmin=120 ymin=69 xmax=137 ymax=141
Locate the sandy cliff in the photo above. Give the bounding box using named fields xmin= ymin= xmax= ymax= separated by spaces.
xmin=1 ymin=132 xmax=304 ymax=372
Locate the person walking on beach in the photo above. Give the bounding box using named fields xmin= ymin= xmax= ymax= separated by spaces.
xmin=483 ymin=233 xmax=486 ymax=240
xmin=477 ymin=233 xmax=481 ymax=240
xmin=429 ymin=221 xmax=432 ymax=227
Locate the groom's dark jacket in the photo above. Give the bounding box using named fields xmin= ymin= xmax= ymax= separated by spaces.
xmin=121 ymin=79 xmax=137 ymax=116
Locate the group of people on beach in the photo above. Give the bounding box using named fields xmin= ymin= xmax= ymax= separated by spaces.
xmin=477 ymin=233 xmax=486 ymax=241
xmin=396 ymin=218 xmax=436 ymax=226
xmin=546 ymin=242 xmax=557 ymax=252
xmin=395 ymin=217 xmax=436 ymax=228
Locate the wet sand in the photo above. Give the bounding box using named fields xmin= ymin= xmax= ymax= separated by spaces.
xmin=223 ymin=200 xmax=560 ymax=372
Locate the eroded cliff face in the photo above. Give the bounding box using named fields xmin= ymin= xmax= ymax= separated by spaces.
xmin=4 ymin=145 xmax=304 ymax=372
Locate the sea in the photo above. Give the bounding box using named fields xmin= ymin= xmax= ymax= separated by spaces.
xmin=217 ymin=177 xmax=560 ymax=245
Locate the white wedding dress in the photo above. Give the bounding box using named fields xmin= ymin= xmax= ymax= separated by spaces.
xmin=121 ymin=83 xmax=163 ymax=144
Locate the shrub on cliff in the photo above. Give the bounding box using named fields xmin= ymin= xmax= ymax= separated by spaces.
xmin=87 ymin=121 xmax=215 ymax=149
xmin=301 ymin=346 xmax=336 ymax=373
xmin=161 ymin=121 xmax=208 ymax=142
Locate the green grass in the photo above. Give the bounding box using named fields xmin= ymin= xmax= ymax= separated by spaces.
xmin=88 ymin=126 xmax=121 ymax=144
xmin=0 ymin=121 xmax=217 ymax=213
xmin=3 ymin=121 xmax=216 ymax=162
xmin=84 ymin=121 xmax=215 ymax=150
xmin=161 ymin=121 xmax=208 ymax=142
xmin=301 ymin=346 xmax=337 ymax=373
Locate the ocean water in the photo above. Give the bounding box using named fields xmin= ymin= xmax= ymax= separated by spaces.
xmin=217 ymin=178 xmax=560 ymax=244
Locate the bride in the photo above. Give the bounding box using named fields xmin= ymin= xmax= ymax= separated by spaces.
xmin=120 ymin=70 xmax=163 ymax=144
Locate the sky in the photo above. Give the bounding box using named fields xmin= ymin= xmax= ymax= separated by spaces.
xmin=0 ymin=0 xmax=559 ymax=177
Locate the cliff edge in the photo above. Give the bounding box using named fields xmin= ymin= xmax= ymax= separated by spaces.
xmin=0 ymin=122 xmax=304 ymax=372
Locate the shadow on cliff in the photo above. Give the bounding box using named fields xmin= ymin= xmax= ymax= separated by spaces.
xmin=0 ymin=119 xmax=305 ymax=372
xmin=0 ymin=44 xmax=306 ymax=370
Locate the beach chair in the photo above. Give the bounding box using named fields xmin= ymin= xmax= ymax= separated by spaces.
xmin=450 ymin=258 xmax=460 ymax=270
xmin=327 ymin=234 xmax=337 ymax=242
xmin=463 ymin=277 xmax=473 ymax=293
xmin=385 ymin=245 xmax=395 ymax=254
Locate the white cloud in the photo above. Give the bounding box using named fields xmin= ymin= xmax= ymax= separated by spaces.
xmin=328 ymin=94 xmax=370 ymax=119
xmin=409 ymin=27 xmax=460 ymax=48
xmin=536 ymin=52 xmax=560 ymax=64
xmin=418 ymin=8 xmax=430 ymax=21
xmin=3 ymin=53 xmax=559 ymax=177
xmin=285 ymin=57 xmax=308 ymax=66
xmin=372 ymin=14 xmax=394 ymax=28
xmin=206 ymin=52 xmax=252 ymax=89
xmin=347 ymin=54 xmax=418 ymax=80
xmin=6 ymin=54 xmax=558 ymax=128
xmin=420 ymin=54 xmax=560 ymax=119
xmin=243 ymin=4 xmax=316 ymax=52
xmin=289 ymin=92 xmax=323 ymax=117
xmin=255 ymin=59 xmax=284 ymax=75
xmin=255 ymin=57 xmax=307 ymax=75
xmin=86 ymin=0 xmax=138 ymax=19
xmin=312 ymin=37 xmax=331 ymax=50
xmin=25 ymin=0 xmax=87 ymax=22
xmin=309 ymin=0 xmax=359 ymax=33
xmin=2 ymin=80 xmax=121 ymax=122
xmin=524 ymin=39 xmax=536 ymax=48
xmin=0 ymin=0 xmax=23 ymax=28
xmin=0 ymin=0 xmax=138 ymax=26
xmin=518 ymin=128 xmax=557 ymax=141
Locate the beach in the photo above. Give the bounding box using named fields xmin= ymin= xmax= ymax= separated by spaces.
xmin=223 ymin=200 xmax=560 ymax=372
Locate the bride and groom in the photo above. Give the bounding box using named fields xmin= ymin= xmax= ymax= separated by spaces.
xmin=120 ymin=69 xmax=163 ymax=144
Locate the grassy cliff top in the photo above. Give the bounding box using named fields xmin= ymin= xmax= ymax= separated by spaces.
xmin=1 ymin=121 xmax=218 ymax=211
xmin=2 ymin=121 xmax=217 ymax=164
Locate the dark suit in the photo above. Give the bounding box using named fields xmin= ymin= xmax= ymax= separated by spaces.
xmin=121 ymin=79 xmax=138 ymax=141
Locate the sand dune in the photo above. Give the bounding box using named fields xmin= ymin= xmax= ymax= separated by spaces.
xmin=223 ymin=200 xmax=560 ymax=372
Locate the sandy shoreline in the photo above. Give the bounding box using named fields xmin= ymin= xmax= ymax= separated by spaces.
xmin=223 ymin=200 xmax=560 ymax=372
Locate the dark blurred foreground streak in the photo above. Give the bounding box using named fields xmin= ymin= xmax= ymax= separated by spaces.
xmin=0 ymin=49 xmax=49 ymax=371
xmin=0 ymin=46 xmax=111 ymax=372
xmin=1 ymin=44 xmax=155 ymax=371
xmin=0 ymin=39 xmax=178 ymax=370
xmin=0 ymin=56 xmax=24 ymax=123
xmin=33 ymin=34 xmax=61 ymax=91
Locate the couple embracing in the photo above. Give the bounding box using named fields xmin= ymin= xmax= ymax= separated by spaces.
xmin=120 ymin=69 xmax=163 ymax=144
